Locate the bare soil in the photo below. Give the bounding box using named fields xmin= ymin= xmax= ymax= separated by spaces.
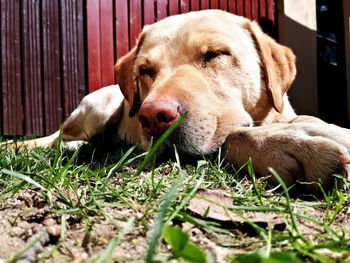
xmin=1 ymin=190 xmax=350 ymax=262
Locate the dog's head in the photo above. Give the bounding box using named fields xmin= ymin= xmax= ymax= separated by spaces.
xmin=115 ymin=10 xmax=296 ymax=155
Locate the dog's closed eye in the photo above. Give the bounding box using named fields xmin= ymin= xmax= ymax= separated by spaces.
xmin=201 ymin=50 xmax=231 ymax=67
xmin=139 ymin=67 xmax=156 ymax=80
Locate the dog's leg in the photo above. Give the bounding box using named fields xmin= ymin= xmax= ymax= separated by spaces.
xmin=1 ymin=85 xmax=125 ymax=150
xmin=223 ymin=121 xmax=350 ymax=191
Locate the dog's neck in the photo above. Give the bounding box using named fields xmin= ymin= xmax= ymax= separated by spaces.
xmin=257 ymin=96 xmax=297 ymax=125
xmin=249 ymin=91 xmax=297 ymax=126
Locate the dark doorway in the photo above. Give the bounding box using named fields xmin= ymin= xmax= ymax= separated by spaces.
xmin=317 ymin=0 xmax=348 ymax=126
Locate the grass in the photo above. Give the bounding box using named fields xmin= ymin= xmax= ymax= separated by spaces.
xmin=1 ymin=134 xmax=350 ymax=262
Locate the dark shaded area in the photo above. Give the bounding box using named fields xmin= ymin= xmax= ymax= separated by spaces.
xmin=278 ymin=15 xmax=318 ymax=116
xmin=317 ymin=0 xmax=348 ymax=127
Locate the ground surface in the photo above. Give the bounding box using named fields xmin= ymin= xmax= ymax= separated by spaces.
xmin=1 ymin=140 xmax=350 ymax=262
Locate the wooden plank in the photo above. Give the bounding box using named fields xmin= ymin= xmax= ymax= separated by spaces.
xmin=68 ymin=0 xmax=75 ymax=117
xmin=14 ymin=0 xmax=23 ymax=134
xmin=180 ymin=0 xmax=190 ymax=13
xmin=259 ymin=0 xmax=267 ymax=18
xmin=100 ymin=0 xmax=114 ymax=87
xmin=76 ymin=0 xmax=87 ymax=100
xmin=144 ymin=0 xmax=155 ymax=24
xmin=0 ymin=0 xmax=2 ymax=134
xmin=201 ymin=0 xmax=210 ymax=9
xmin=22 ymin=0 xmax=43 ymax=135
xmin=252 ymin=0 xmax=258 ymax=20
xmin=70 ymin=0 xmax=82 ymax=113
xmin=61 ymin=0 xmax=81 ymax=118
xmin=157 ymin=0 xmax=168 ymax=20
xmin=236 ymin=0 xmax=244 ymax=16
xmin=116 ymin=0 xmax=129 ymax=59
xmin=61 ymin=0 xmax=72 ymax=117
xmin=267 ymin=0 xmax=274 ymax=23
xmin=220 ymin=0 xmax=228 ymax=11
xmin=191 ymin=0 xmax=200 ymax=11
xmin=129 ymin=0 xmax=142 ymax=47
xmin=210 ymin=0 xmax=219 ymax=9
xmin=169 ymin=0 xmax=179 ymax=15
xmin=228 ymin=0 xmax=236 ymax=13
xmin=87 ymin=0 xmax=101 ymax=92
xmin=2 ymin=0 xmax=23 ymax=135
xmin=1 ymin=0 xmax=9 ymax=134
xmin=244 ymin=0 xmax=252 ymax=19
xmin=1 ymin=0 xmax=7 ymax=134
xmin=42 ymin=0 xmax=63 ymax=134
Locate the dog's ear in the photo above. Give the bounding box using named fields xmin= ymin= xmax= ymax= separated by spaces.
xmin=247 ymin=22 xmax=296 ymax=113
xmin=114 ymin=46 xmax=140 ymax=117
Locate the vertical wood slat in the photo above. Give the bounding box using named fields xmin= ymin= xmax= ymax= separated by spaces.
xmin=220 ymin=0 xmax=228 ymax=11
xmin=42 ymin=0 xmax=63 ymax=134
xmin=210 ymin=0 xmax=219 ymax=9
xmin=22 ymin=0 xmax=43 ymax=135
xmin=251 ymin=0 xmax=258 ymax=20
xmin=267 ymin=0 xmax=274 ymax=24
xmin=144 ymin=0 xmax=155 ymax=25
xmin=13 ymin=0 xmax=23 ymax=134
xmin=53 ymin=0 xmax=86 ymax=130
xmin=76 ymin=0 xmax=86 ymax=100
xmin=115 ymin=0 xmax=129 ymax=59
xmin=244 ymin=0 xmax=252 ymax=18
xmin=1 ymin=0 xmax=23 ymax=135
xmin=259 ymin=0 xmax=267 ymax=18
xmin=61 ymin=0 xmax=84 ymax=118
xmin=180 ymin=0 xmax=190 ymax=13
xmin=87 ymin=0 xmax=101 ymax=92
xmin=100 ymin=0 xmax=114 ymax=87
xmin=191 ymin=0 xmax=200 ymax=11
xmin=201 ymin=0 xmax=210 ymax=10
xmin=169 ymin=0 xmax=179 ymax=16
xmin=228 ymin=0 xmax=236 ymax=13
xmin=236 ymin=0 xmax=244 ymax=16
xmin=157 ymin=0 xmax=167 ymax=20
xmin=61 ymin=0 xmax=72 ymax=117
xmin=0 ymin=0 xmax=2 ymax=134
xmin=129 ymin=0 xmax=142 ymax=47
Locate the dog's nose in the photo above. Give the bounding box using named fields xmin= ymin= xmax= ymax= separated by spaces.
xmin=138 ymin=99 xmax=180 ymax=136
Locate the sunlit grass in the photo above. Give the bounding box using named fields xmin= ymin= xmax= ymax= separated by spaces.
xmin=1 ymin=134 xmax=350 ymax=262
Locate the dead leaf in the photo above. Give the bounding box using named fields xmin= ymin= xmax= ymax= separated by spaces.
xmin=187 ymin=189 xmax=285 ymax=231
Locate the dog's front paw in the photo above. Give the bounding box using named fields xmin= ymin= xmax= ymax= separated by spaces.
xmin=223 ymin=121 xmax=350 ymax=191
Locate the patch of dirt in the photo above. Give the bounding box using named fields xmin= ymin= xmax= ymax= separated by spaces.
xmin=0 ymin=191 xmax=148 ymax=262
xmin=0 ymin=190 xmax=244 ymax=262
xmin=1 ymin=190 xmax=350 ymax=262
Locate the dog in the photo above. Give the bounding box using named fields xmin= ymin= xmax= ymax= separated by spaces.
xmin=3 ymin=10 xmax=350 ymax=191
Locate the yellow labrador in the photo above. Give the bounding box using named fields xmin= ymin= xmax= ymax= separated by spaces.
xmin=4 ymin=10 xmax=350 ymax=191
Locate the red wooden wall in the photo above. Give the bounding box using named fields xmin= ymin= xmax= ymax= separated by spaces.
xmin=0 ymin=0 xmax=86 ymax=136
xmin=0 ymin=0 xmax=275 ymax=136
xmin=86 ymin=0 xmax=276 ymax=92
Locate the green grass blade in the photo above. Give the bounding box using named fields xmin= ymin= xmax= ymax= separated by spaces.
xmin=1 ymin=168 xmax=49 ymax=192
xmin=145 ymin=170 xmax=185 ymax=262
xmin=104 ymin=145 xmax=138 ymax=183
xmin=246 ymin=159 xmax=263 ymax=206
xmin=268 ymin=168 xmax=301 ymax=239
xmin=52 ymin=146 xmax=81 ymax=184
xmin=135 ymin=112 xmax=187 ymax=177
xmin=166 ymin=170 xmax=205 ymax=224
